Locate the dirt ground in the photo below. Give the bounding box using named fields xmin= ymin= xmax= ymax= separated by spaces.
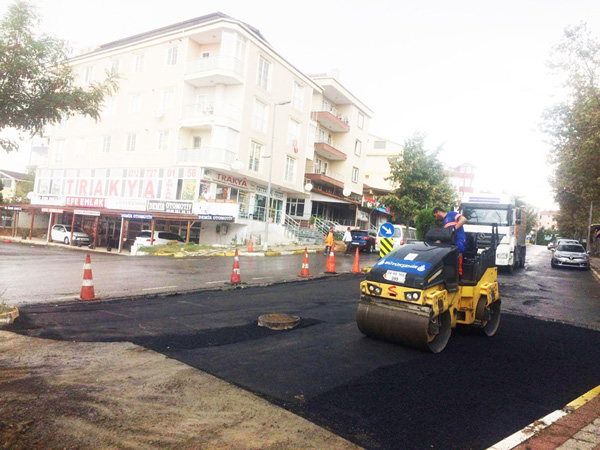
xmin=0 ymin=331 xmax=359 ymax=450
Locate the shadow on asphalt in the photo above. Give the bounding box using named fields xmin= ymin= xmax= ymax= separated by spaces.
xmin=6 ymin=275 xmax=600 ymax=450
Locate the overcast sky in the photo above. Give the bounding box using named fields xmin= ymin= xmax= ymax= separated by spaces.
xmin=3 ymin=0 xmax=600 ymax=210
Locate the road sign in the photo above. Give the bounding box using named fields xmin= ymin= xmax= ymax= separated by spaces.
xmin=379 ymin=237 xmax=394 ymax=259
xmin=379 ymin=223 xmax=395 ymax=238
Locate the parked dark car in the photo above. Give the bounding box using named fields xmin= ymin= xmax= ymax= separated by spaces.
xmin=350 ymin=230 xmax=376 ymax=253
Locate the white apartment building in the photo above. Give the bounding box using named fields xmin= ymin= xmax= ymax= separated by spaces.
xmin=364 ymin=134 xmax=402 ymax=192
xmin=23 ymin=13 xmax=374 ymax=249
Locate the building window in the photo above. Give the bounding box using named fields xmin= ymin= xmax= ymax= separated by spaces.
xmin=54 ymin=140 xmax=65 ymax=163
xmin=292 ymin=81 xmax=304 ymax=110
xmin=374 ymin=140 xmax=386 ymax=149
xmin=133 ymin=53 xmax=145 ymax=72
xmin=201 ymin=51 xmax=210 ymax=58
xmin=110 ymin=59 xmax=119 ymax=76
xmin=102 ymin=136 xmax=111 ymax=153
xmin=161 ymin=89 xmax=174 ymax=110
xmin=252 ymin=99 xmax=268 ymax=133
xmin=126 ymin=133 xmax=137 ymax=152
xmin=248 ymin=141 xmax=262 ymax=172
xmin=157 ymin=131 xmax=169 ymax=151
xmin=357 ymin=112 xmax=364 ymax=129
xmin=193 ymin=136 xmax=202 ymax=148
xmin=352 ymin=166 xmax=359 ymax=183
xmin=84 ymin=66 xmax=93 ymax=83
xmin=286 ymin=198 xmax=305 ymax=216
xmin=75 ymin=138 xmax=85 ymax=156
xmin=284 ymin=156 xmax=296 ymax=183
xmin=104 ymin=96 xmax=116 ymax=115
xmin=355 ymin=139 xmax=362 ymax=156
xmin=308 ymin=124 xmax=316 ymax=148
xmin=257 ymin=56 xmax=271 ymax=90
xmin=129 ymin=93 xmax=141 ymax=113
xmin=287 ymin=119 xmax=300 ymax=146
xmin=166 ymin=46 xmax=178 ymax=65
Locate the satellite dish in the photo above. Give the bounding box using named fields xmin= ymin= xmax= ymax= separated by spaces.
xmin=231 ymin=160 xmax=244 ymax=171
xmin=304 ymin=183 xmax=313 ymax=192
xmin=26 ymin=192 xmax=34 ymax=200
xmin=342 ymin=188 xmax=351 ymax=197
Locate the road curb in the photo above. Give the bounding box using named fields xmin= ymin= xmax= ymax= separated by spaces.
xmin=488 ymin=384 xmax=600 ymax=450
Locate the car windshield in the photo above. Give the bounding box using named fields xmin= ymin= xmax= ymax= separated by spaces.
xmin=461 ymin=205 xmax=510 ymax=226
xmin=64 ymin=226 xmax=84 ymax=232
xmin=557 ymin=244 xmax=585 ymax=253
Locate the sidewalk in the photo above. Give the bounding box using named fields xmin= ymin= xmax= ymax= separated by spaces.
xmin=591 ymin=256 xmax=600 ymax=282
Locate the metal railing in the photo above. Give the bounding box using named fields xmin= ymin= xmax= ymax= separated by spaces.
xmin=186 ymin=55 xmax=245 ymax=77
xmin=183 ymin=102 xmax=241 ymax=122
xmin=283 ymin=215 xmax=301 ymax=240
xmin=177 ymin=147 xmax=236 ymax=165
xmin=305 ymin=163 xmax=345 ymax=183
xmin=316 ymin=102 xmax=349 ymax=124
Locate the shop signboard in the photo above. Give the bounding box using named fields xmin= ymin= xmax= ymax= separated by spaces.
xmin=74 ymin=209 xmax=101 ymax=216
xmin=106 ymin=198 xmax=147 ymax=212
xmin=255 ymin=185 xmax=284 ymax=200
xmin=215 ymin=172 xmax=248 ymax=188
xmin=147 ymin=200 xmax=193 ymax=215
xmin=41 ymin=208 xmax=64 ymax=214
xmin=121 ymin=213 xmax=153 ymax=220
xmin=193 ymin=201 xmax=239 ymax=221
xmin=3 ymin=205 xmax=22 ymax=211
xmin=66 ymin=197 xmax=106 ymax=208
xmin=31 ymin=195 xmax=65 ymax=206
xmin=197 ymin=214 xmax=235 ymax=222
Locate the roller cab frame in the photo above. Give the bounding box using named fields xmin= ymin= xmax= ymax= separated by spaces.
xmin=357 ymin=226 xmax=501 ymax=353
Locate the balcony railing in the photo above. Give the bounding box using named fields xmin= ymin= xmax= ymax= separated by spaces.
xmin=186 ymin=56 xmax=244 ymax=77
xmin=320 ymin=102 xmax=349 ymax=125
xmin=182 ymin=102 xmax=241 ymax=122
xmin=177 ymin=147 xmax=237 ymax=165
xmin=305 ymin=163 xmax=344 ymax=183
xmin=313 ymin=139 xmax=347 ymax=160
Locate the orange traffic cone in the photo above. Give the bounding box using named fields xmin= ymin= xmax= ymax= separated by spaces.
xmin=230 ymin=249 xmax=241 ymax=284
xmin=325 ymin=248 xmax=337 ymax=274
xmin=248 ymin=234 xmax=254 ymax=253
xmin=352 ymin=247 xmax=362 ymax=273
xmin=299 ymin=247 xmax=311 ymax=278
xmin=80 ymin=253 xmax=98 ymax=300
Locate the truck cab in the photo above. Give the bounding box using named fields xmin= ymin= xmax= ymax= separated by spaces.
xmin=459 ymin=194 xmax=526 ymax=271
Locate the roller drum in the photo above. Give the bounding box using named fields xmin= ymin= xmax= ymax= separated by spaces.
xmin=356 ymin=299 xmax=451 ymax=353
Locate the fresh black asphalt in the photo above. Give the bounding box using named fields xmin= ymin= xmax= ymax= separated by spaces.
xmin=7 ymin=272 xmax=600 ymax=450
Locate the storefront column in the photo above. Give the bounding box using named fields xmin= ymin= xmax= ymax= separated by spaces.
xmin=70 ymin=213 xmax=76 ymax=246
xmin=11 ymin=211 xmax=18 ymax=237
xmin=29 ymin=209 xmax=35 ymax=240
xmin=93 ymin=216 xmax=99 ymax=249
xmin=150 ymin=219 xmax=155 ymax=245
xmin=118 ymin=218 xmax=128 ymax=253
xmin=186 ymin=221 xmax=193 ymax=243
xmin=46 ymin=213 xmax=53 ymax=243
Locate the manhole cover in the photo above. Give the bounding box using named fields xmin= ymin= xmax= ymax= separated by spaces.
xmin=258 ymin=313 xmax=300 ymax=330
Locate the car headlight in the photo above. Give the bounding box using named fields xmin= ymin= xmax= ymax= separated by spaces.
xmin=497 ymin=253 xmax=508 ymax=259
xmin=404 ymin=291 xmax=421 ymax=301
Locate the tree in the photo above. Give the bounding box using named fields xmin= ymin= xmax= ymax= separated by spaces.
xmin=542 ymin=24 xmax=600 ymax=238
xmin=524 ymin=205 xmax=538 ymax=235
xmin=11 ymin=171 xmax=34 ymax=203
xmin=415 ymin=208 xmax=436 ymax=240
xmin=381 ymin=133 xmax=456 ymax=229
xmin=0 ymin=1 xmax=118 ymax=153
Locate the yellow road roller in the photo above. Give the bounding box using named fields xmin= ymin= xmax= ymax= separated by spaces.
xmin=357 ymin=226 xmax=501 ymax=353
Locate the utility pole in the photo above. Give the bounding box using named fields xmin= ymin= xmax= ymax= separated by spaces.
xmin=586 ymin=201 xmax=593 ymax=252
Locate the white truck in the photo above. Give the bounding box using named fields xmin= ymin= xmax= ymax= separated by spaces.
xmin=459 ymin=193 xmax=527 ymax=272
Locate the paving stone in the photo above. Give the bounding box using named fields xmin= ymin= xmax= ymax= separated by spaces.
xmin=574 ymin=430 xmax=600 ymax=444
xmin=558 ymin=438 xmax=596 ymax=449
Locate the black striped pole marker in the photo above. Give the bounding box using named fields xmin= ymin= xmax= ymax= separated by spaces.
xmin=379 ymin=237 xmax=393 ymax=258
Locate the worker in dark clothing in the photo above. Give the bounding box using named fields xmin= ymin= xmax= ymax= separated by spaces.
xmin=433 ymin=207 xmax=468 ymax=275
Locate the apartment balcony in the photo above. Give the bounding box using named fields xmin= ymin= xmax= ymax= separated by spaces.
xmin=177 ymin=147 xmax=237 ymax=166
xmin=305 ymin=163 xmax=344 ymax=189
xmin=311 ymin=108 xmax=350 ymax=133
xmin=179 ymin=102 xmax=241 ymax=130
xmin=313 ymin=139 xmax=347 ymax=161
xmin=184 ymin=56 xmax=245 ymax=87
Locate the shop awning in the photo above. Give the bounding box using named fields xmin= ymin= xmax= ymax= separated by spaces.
xmin=311 ymin=192 xmax=351 ymax=204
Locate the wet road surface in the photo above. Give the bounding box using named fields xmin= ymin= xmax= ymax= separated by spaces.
xmin=6 ymin=245 xmax=600 ymax=449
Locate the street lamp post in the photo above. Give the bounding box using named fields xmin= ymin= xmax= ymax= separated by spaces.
xmin=263 ymin=100 xmax=291 ymax=251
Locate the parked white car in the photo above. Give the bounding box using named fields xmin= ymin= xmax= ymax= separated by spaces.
xmin=375 ymin=224 xmax=417 ymax=251
xmin=50 ymin=224 xmax=91 ymax=246
xmin=133 ymin=231 xmax=185 ymax=247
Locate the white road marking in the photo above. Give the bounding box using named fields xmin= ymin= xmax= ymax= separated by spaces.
xmin=205 ymin=280 xmax=228 ymax=284
xmin=252 ymin=277 xmax=271 ymax=280
xmin=55 ymin=295 xmax=78 ymax=300
xmin=141 ymin=285 xmax=177 ymax=291
xmin=487 ymin=409 xmax=567 ymax=450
